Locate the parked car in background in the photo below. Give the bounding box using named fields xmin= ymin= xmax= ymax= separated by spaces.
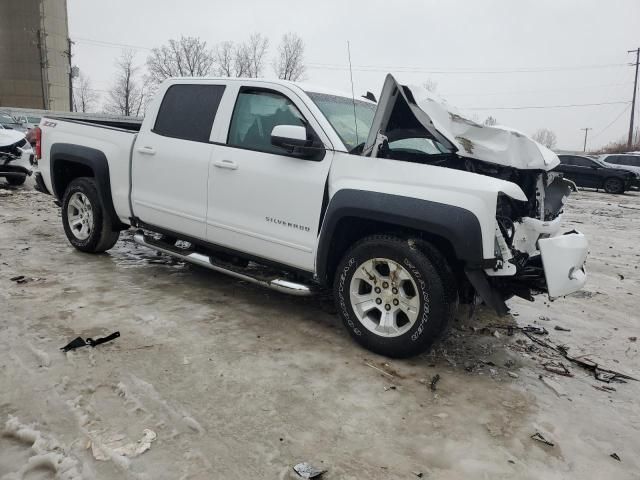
xmin=599 ymin=153 xmax=640 ymax=177
xmin=556 ymin=154 xmax=638 ymax=194
xmin=0 ymin=128 xmax=33 ymax=186
xmin=15 ymin=115 xmax=41 ymax=130
xmin=0 ymin=112 xmax=27 ymax=132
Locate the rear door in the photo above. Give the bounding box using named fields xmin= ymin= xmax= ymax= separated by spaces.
xmin=570 ymin=156 xmax=602 ymax=187
xmin=206 ymin=83 xmax=334 ymax=271
xmin=131 ymin=82 xmax=225 ymax=239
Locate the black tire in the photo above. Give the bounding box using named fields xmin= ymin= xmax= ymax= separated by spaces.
xmin=603 ymin=177 xmax=625 ymax=194
xmin=6 ymin=175 xmax=26 ymax=186
xmin=333 ymin=235 xmax=457 ymax=358
xmin=61 ymin=177 xmax=120 ymax=253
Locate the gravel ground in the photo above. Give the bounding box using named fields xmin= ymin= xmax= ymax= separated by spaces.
xmin=1 ymin=179 xmax=638 ymax=479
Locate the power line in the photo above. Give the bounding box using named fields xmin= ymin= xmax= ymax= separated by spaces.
xmin=306 ymin=62 xmax=627 ymax=75
xmin=591 ymin=104 xmax=630 ymax=139
xmin=462 ymin=101 xmax=630 ymax=111
xmin=73 ymin=36 xmax=627 ymax=75
xmin=445 ymin=81 xmax=634 ymax=97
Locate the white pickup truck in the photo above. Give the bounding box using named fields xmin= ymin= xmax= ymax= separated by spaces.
xmin=34 ymin=74 xmax=588 ymax=358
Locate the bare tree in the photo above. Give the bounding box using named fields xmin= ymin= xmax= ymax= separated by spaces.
xmin=243 ymin=33 xmax=269 ymax=78
xmin=214 ymin=34 xmax=269 ymax=78
xmin=147 ymin=36 xmax=214 ymax=84
xmin=484 ymin=116 xmax=498 ymax=126
xmin=214 ymin=41 xmax=236 ymax=77
xmin=104 ymin=50 xmax=145 ymax=117
xmin=422 ymin=79 xmax=438 ymax=92
xmin=273 ymin=33 xmax=305 ymax=81
xmin=532 ymin=128 xmax=558 ymax=149
xmin=73 ymin=73 xmax=98 ymax=113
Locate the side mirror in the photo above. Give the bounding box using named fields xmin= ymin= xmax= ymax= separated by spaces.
xmin=271 ymin=125 xmax=310 ymax=149
xmin=271 ymin=125 xmax=324 ymax=160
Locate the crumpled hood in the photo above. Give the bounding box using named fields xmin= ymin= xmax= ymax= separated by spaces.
xmin=411 ymin=86 xmax=559 ymax=170
xmin=364 ymin=74 xmax=559 ymax=171
xmin=0 ymin=128 xmax=27 ymax=148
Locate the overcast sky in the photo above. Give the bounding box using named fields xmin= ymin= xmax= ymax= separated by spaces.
xmin=68 ymin=0 xmax=639 ymax=151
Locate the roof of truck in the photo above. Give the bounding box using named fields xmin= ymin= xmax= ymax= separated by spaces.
xmin=169 ymin=77 xmax=376 ymax=104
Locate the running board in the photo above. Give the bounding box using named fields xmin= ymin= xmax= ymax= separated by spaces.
xmin=133 ymin=231 xmax=314 ymax=297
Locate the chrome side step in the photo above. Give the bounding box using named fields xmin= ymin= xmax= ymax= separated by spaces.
xmin=133 ymin=231 xmax=314 ymax=297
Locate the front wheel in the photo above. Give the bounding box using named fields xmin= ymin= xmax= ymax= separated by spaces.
xmin=334 ymin=235 xmax=457 ymax=358
xmin=61 ymin=177 xmax=120 ymax=253
xmin=603 ymin=177 xmax=624 ymax=194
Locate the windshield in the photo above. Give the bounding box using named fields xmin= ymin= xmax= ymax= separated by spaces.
xmin=306 ymin=92 xmax=376 ymax=151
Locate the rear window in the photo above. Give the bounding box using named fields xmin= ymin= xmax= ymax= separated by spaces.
xmin=153 ymin=84 xmax=225 ymax=142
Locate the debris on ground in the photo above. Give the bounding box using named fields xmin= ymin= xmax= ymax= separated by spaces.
xmin=593 ymin=385 xmax=617 ymax=393
xmin=412 ymin=472 xmax=423 ymax=478
xmin=629 ymin=337 xmax=637 ymax=342
xmin=508 ymin=372 xmax=519 ymax=378
xmin=543 ymin=362 xmax=573 ymax=377
xmin=10 ymin=275 xmax=25 ymax=282
xmin=554 ymin=325 xmax=571 ymax=332
xmin=490 ymin=324 xmax=548 ymax=336
xmin=293 ymin=462 xmax=326 ymax=479
xmin=539 ymin=375 xmax=568 ymax=397
xmin=610 ymin=453 xmax=621 ymax=462
xmin=61 ymin=331 xmax=120 ymax=352
xmin=513 ymin=329 xmax=637 ymax=384
xmin=531 ymin=432 xmax=555 ymax=447
xmin=364 ymin=361 xmax=396 ymax=379
xmin=430 ymin=374 xmax=441 ymax=391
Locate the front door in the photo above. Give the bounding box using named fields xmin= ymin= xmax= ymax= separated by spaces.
xmin=131 ymin=83 xmax=226 ymax=239
xmin=206 ymin=84 xmax=334 ymax=271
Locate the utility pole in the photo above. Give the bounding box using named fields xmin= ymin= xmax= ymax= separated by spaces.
xmin=65 ymin=37 xmax=74 ymax=111
xmin=581 ymin=127 xmax=592 ymax=152
xmin=629 ymin=47 xmax=640 ymax=148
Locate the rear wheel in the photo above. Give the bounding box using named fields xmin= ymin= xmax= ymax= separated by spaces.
xmin=603 ymin=177 xmax=624 ymax=194
xmin=5 ymin=175 xmax=26 ymax=186
xmin=61 ymin=177 xmax=120 ymax=253
xmin=334 ymin=235 xmax=457 ymax=358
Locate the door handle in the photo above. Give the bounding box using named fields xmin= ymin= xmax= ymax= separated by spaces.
xmin=214 ymin=159 xmax=238 ymax=170
xmin=137 ymin=146 xmax=156 ymax=155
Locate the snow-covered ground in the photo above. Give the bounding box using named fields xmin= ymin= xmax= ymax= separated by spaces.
xmin=1 ymin=180 xmax=638 ymax=479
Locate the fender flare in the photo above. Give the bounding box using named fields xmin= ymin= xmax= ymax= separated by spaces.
xmin=50 ymin=143 xmax=124 ymax=230
xmin=315 ymin=189 xmax=488 ymax=282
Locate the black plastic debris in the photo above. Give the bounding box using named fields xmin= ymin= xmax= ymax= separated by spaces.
xmin=610 ymin=453 xmax=621 ymax=462
xmin=531 ymin=432 xmax=554 ymax=447
xmin=61 ymin=331 xmax=120 ymax=352
xmin=430 ymin=374 xmax=441 ymax=391
xmin=554 ymin=325 xmax=571 ymax=332
xmin=293 ymin=462 xmax=326 ymax=479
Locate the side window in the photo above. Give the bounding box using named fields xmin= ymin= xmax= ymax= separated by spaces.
xmin=604 ymin=156 xmax=621 ymax=165
xmin=153 ymin=84 xmax=225 ymax=142
xmin=227 ymin=89 xmax=306 ymax=155
xmin=625 ymin=156 xmax=640 ymax=167
xmin=572 ymin=157 xmax=593 ymax=167
xmin=559 ymin=156 xmax=574 ymax=165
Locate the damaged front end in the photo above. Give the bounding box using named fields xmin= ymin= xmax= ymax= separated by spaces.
xmin=363 ymin=74 xmax=588 ymax=313
xmin=0 ymin=129 xmax=34 ymax=180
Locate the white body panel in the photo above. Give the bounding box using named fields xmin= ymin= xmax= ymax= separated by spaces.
xmin=327 ymin=151 xmax=526 ymax=261
xmin=38 ymin=119 xmax=136 ymax=224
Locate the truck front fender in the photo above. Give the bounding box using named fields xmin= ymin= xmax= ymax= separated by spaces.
xmin=316 ymin=189 xmax=487 ymax=283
